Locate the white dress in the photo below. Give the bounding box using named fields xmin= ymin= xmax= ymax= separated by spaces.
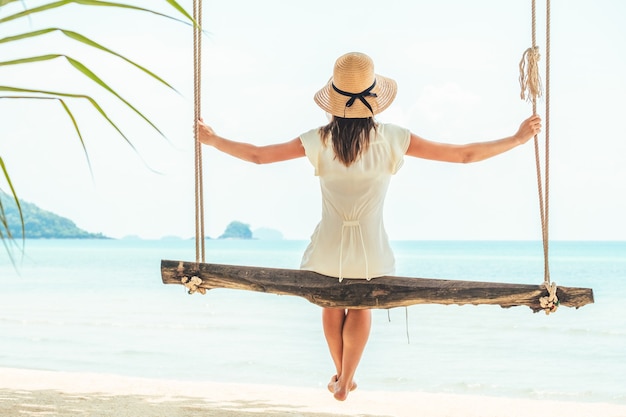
xmin=299 ymin=123 xmax=410 ymax=281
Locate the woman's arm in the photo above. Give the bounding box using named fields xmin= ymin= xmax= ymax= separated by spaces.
xmin=406 ymin=114 xmax=542 ymax=163
xmin=197 ymin=119 xmax=305 ymax=164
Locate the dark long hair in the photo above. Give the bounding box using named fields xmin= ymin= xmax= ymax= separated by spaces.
xmin=319 ymin=117 xmax=377 ymax=166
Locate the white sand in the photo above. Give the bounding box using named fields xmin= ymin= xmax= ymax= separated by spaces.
xmin=1 ymin=367 xmax=625 ymax=417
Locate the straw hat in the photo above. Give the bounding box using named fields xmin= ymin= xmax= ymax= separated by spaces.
xmin=314 ymin=52 xmax=397 ymax=118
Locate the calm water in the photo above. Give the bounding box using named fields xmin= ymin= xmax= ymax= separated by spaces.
xmin=0 ymin=239 xmax=624 ymax=404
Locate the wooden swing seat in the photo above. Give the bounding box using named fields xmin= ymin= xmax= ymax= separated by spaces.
xmin=161 ymin=260 xmax=594 ymax=312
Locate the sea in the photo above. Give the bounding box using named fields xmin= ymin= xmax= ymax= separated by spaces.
xmin=0 ymin=239 xmax=624 ymax=404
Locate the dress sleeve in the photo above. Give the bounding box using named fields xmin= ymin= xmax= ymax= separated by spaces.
xmin=299 ymin=127 xmax=323 ymax=176
xmin=380 ymin=123 xmax=411 ymax=174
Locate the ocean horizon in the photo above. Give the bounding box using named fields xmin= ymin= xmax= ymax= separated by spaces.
xmin=1 ymin=239 xmax=624 ymax=404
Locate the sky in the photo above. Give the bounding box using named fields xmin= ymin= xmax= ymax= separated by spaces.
xmin=1 ymin=0 xmax=625 ymax=241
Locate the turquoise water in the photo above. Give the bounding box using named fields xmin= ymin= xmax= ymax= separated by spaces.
xmin=0 ymin=239 xmax=624 ymax=404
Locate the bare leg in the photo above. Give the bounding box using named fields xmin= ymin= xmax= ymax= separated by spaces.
xmin=322 ymin=308 xmax=371 ymax=401
xmin=322 ymin=308 xmax=345 ymax=377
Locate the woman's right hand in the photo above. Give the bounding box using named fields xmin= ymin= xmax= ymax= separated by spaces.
xmin=514 ymin=114 xmax=542 ymax=145
xmin=197 ymin=118 xmax=217 ymax=146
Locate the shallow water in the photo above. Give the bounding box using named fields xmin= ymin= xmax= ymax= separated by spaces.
xmin=0 ymin=239 xmax=624 ymax=403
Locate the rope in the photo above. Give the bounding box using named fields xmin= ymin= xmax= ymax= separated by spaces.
xmin=519 ymin=0 xmax=555 ymax=314
xmin=539 ymin=280 xmax=559 ymax=314
xmin=545 ymin=0 xmax=552 ymax=285
xmin=386 ymin=309 xmax=412 ymax=344
xmin=193 ymin=0 xmax=205 ymax=264
xmin=405 ymin=307 xmax=410 ymax=344
xmin=182 ymin=275 xmax=206 ymax=295
xmin=518 ymin=46 xmax=542 ymax=101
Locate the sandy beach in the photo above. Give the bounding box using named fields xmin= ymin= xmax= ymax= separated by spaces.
xmin=1 ymin=367 xmax=625 ymax=417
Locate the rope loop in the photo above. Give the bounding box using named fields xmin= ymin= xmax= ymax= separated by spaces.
xmin=182 ymin=276 xmax=206 ymax=295
xmin=539 ymin=281 xmax=559 ymax=315
xmin=519 ymin=46 xmax=543 ymax=102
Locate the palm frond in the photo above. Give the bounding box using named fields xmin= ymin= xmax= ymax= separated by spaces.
xmin=2 ymin=96 xmax=94 ymax=177
xmin=0 ymin=54 xmax=166 ymax=138
xmin=0 ymin=28 xmax=178 ymax=93
xmin=0 ymin=0 xmax=195 ymax=250
xmin=0 ymin=156 xmax=25 ymax=266
xmin=0 ymin=0 xmax=193 ymax=26
xmin=0 ymin=157 xmax=24 ymax=241
xmin=1 ymin=86 xmax=139 ymax=154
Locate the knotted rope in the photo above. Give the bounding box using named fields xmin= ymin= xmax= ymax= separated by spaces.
xmin=519 ymin=46 xmax=542 ymax=102
xmin=539 ymin=281 xmax=559 ymax=314
xmin=182 ymin=276 xmax=206 ymax=295
xmin=176 ymin=261 xmax=205 ymax=294
xmin=519 ymin=0 xmax=556 ymax=314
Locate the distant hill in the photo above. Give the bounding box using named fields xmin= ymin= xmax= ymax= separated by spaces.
xmin=0 ymin=191 xmax=108 ymax=239
xmin=218 ymin=220 xmax=252 ymax=239
xmin=217 ymin=221 xmax=284 ymax=240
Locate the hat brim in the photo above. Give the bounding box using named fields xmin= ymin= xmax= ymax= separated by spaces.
xmin=314 ymin=74 xmax=397 ymax=118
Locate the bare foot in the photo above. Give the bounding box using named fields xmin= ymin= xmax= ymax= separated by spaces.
xmin=333 ymin=384 xmax=349 ymax=401
xmin=327 ymin=375 xmax=357 ymax=401
xmin=327 ymin=375 xmax=357 ymax=393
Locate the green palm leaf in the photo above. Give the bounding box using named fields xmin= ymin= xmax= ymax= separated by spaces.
xmin=0 ymin=0 xmax=195 ymax=250
xmin=0 ymin=95 xmax=92 ymax=175
xmin=0 ymin=85 xmax=140 ymax=156
xmin=0 ymin=0 xmax=193 ymax=26
xmin=164 ymin=0 xmax=194 ymax=22
xmin=0 ymin=28 xmax=178 ymax=92
xmin=0 ymin=157 xmax=24 ymax=241
xmin=0 ymin=157 xmax=24 ymax=265
xmin=0 ymin=54 xmax=166 ymax=138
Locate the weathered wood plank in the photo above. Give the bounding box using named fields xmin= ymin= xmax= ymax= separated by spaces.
xmin=161 ymin=259 xmax=594 ymax=312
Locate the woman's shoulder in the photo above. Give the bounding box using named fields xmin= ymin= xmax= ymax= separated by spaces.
xmin=376 ymin=123 xmax=410 ymax=144
xmin=300 ymin=126 xmax=322 ymax=139
xmin=377 ymin=122 xmax=409 ymax=136
xmin=376 ymin=123 xmax=411 ymax=158
xmin=299 ymin=126 xmax=324 ymax=147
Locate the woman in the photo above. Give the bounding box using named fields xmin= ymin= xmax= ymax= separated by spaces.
xmin=197 ymin=52 xmax=541 ymax=401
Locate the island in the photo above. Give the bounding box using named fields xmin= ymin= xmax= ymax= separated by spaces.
xmin=217 ymin=221 xmax=283 ymax=240
xmin=0 ymin=191 xmax=108 ymax=239
xmin=218 ymin=221 xmax=252 ymax=239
